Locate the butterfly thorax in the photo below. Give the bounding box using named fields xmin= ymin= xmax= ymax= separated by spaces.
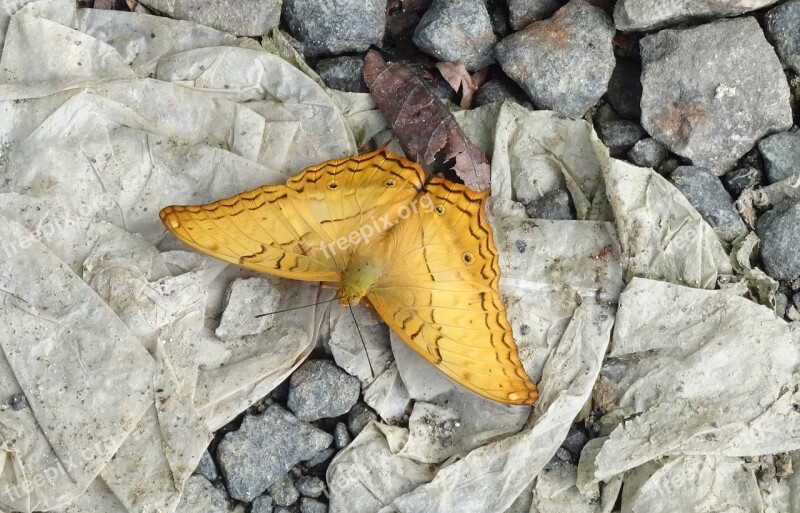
xmin=339 ymin=255 xmax=383 ymax=307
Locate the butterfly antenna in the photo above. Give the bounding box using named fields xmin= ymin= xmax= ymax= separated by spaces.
xmin=255 ymin=297 xmax=337 ymax=318
xmin=349 ymin=304 xmax=375 ymax=379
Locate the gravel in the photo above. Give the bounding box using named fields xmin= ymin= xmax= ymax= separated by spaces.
xmin=217 ymin=405 xmax=332 ymax=501
xmin=765 ymin=0 xmax=800 ymax=75
xmin=269 ymin=474 xmax=300 ymax=507
xmin=195 ymin=450 xmax=219 ymax=482
xmin=252 ymin=495 xmax=273 ymax=513
xmin=287 ymin=360 xmax=361 ymax=421
xmin=300 ymin=498 xmax=329 ymax=513
xmin=507 ymin=0 xmax=568 ymax=30
xmin=495 ymin=0 xmax=615 ymax=118
xmin=614 ymin=0 xmax=783 ymax=32
xmin=756 ymin=200 xmax=800 ymax=280
xmin=474 ymin=78 xmax=531 ymax=108
xmin=346 ymin=402 xmax=378 ymax=436
xmin=606 ymin=58 xmax=643 ymax=121
xmin=297 ymin=475 xmax=326 ymax=498
xmin=175 ymin=475 xmax=228 ymax=513
xmin=283 ymin=0 xmax=386 ymax=57
xmin=627 ymin=138 xmax=667 ymax=169
xmin=639 ymin=17 xmax=792 ymax=174
xmin=315 ymin=56 xmax=368 ymax=93
xmin=722 ymin=166 xmax=762 ymax=198
xmin=525 ymin=190 xmax=575 ymax=221
xmin=597 ymin=120 xmax=647 ymax=157
xmin=758 ymin=132 xmax=800 ymax=184
xmin=333 ymin=422 xmax=351 ymax=450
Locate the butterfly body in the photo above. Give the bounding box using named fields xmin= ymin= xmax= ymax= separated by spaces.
xmin=160 ymin=148 xmax=538 ymax=405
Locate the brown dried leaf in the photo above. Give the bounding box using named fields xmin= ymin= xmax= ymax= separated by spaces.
xmin=363 ymin=49 xmax=491 ymax=192
xmin=435 ymin=61 xmax=488 ymax=109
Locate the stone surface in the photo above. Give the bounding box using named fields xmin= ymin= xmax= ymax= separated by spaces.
xmin=756 ymin=200 xmax=800 ymax=280
xmin=287 ymin=360 xmax=360 ymax=421
xmin=218 ymin=405 xmax=332 ymax=501
xmin=614 ymin=0 xmax=783 ymax=32
xmin=508 ymin=0 xmax=568 ymax=30
xmin=640 ymin=18 xmax=792 ymax=174
xmin=597 ymin=120 xmax=646 ymax=157
xmin=296 ymin=475 xmax=326 ymax=498
xmin=252 ymin=495 xmax=274 ymax=513
xmin=474 ymin=78 xmax=531 ymax=108
xmin=627 ymin=137 xmax=667 ymax=168
xmin=346 ymin=402 xmax=378 ymax=436
xmin=196 ymin=450 xmax=219 ymax=482
xmin=793 ymin=292 xmax=800 ymax=311
xmin=766 ymin=0 xmax=800 ymax=75
xmin=722 ymin=166 xmax=762 ymax=197
xmin=315 ymin=56 xmax=368 ymax=93
xmin=525 ymin=189 xmax=575 ymax=220
xmin=606 ymin=58 xmax=643 ymax=120
xmin=413 ymin=0 xmax=497 ymax=70
xmin=333 ymin=422 xmax=351 ymax=450
xmin=300 ymin=498 xmax=329 ymax=513
xmin=138 ymin=0 xmax=282 ymax=36
xmin=269 ymin=474 xmax=300 ymax=507
xmin=670 ymin=166 xmax=747 ymax=242
xmin=758 ymin=132 xmax=800 ymax=183
xmin=176 ymin=475 xmax=227 ymax=513
xmin=304 ymin=447 xmax=335 ymax=469
xmin=495 ymin=0 xmax=615 ymax=118
xmin=283 ymin=0 xmax=386 ymax=57
xmin=215 ymin=277 xmax=279 ymax=340
xmin=561 ymin=427 xmax=589 ymax=460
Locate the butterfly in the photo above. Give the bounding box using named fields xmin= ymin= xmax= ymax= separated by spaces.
xmin=159 ymin=148 xmax=538 ymax=405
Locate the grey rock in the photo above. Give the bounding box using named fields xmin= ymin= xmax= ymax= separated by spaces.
xmin=333 ymin=422 xmax=351 ymax=450
xmin=758 ymin=132 xmax=800 ymax=183
xmin=597 ymin=120 xmax=646 ymax=157
xmin=9 ymin=393 xmax=27 ymax=411
xmin=269 ymin=474 xmax=300 ymax=507
xmin=756 ymin=200 xmax=800 ymax=280
xmin=640 ymin=18 xmax=792 ymax=174
xmin=413 ymin=0 xmax=496 ymax=71
xmin=765 ymin=0 xmax=800 ymax=75
xmin=508 ymin=0 xmax=567 ymax=30
xmin=658 ymin=157 xmax=681 ymax=176
xmin=252 ymin=495 xmax=273 ymax=513
xmin=614 ymin=0 xmax=783 ymax=32
xmin=474 ymin=78 xmax=531 ymax=108
xmin=793 ymin=292 xmax=800 ymax=311
xmin=315 ymin=56 xmax=367 ymax=93
xmin=722 ymin=166 xmax=762 ymax=197
xmin=525 ymin=189 xmax=574 ymax=220
xmin=561 ymin=427 xmax=589 ymax=459
xmin=305 ymin=447 xmax=335 ymax=469
xmin=776 ymin=291 xmax=789 ymax=318
xmin=606 ymin=58 xmax=642 ymax=120
xmin=296 ymin=475 xmax=326 ymax=498
xmin=283 ymin=0 xmax=386 ymax=58
xmin=300 ymin=498 xmax=329 ymax=513
xmin=275 ymin=508 xmax=293 ymax=513
xmin=196 ymin=450 xmax=219 ymax=482
xmin=495 ymin=0 xmax=615 ymax=118
xmin=287 ymin=360 xmax=360 ymax=421
xmin=628 ymin=137 xmax=667 ymax=168
xmin=670 ymin=166 xmax=747 ymax=242
xmin=218 ymin=405 xmax=332 ymax=502
xmin=138 ymin=0 xmax=281 ymax=36
xmin=176 ymin=475 xmax=227 ymax=513
xmin=346 ymin=402 xmax=378 ymax=436
xmin=554 ymin=447 xmax=572 ymax=462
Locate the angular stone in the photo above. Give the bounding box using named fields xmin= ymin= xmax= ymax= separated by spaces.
xmin=315 ymin=56 xmax=367 ymax=93
xmin=508 ymin=0 xmax=568 ymax=30
xmin=474 ymin=78 xmax=531 ymax=108
xmin=597 ymin=120 xmax=646 ymax=157
xmin=218 ymin=406 xmax=332 ymax=502
xmin=640 ymin=18 xmax=792 ymax=174
xmin=525 ymin=189 xmax=575 ymax=220
xmin=413 ymin=0 xmax=496 ymax=70
xmin=300 ymin=498 xmax=328 ymax=513
xmin=756 ymin=200 xmax=800 ymax=280
xmin=195 ymin=450 xmax=219 ymax=482
xmin=766 ymin=0 xmax=800 ymax=75
xmin=252 ymin=495 xmax=273 ymax=513
xmin=269 ymin=474 xmax=300 ymax=507
xmin=287 ymin=360 xmax=360 ymax=421
xmin=496 ymin=0 xmax=615 ymax=118
xmin=670 ymin=166 xmax=747 ymax=242
xmin=283 ymin=0 xmax=386 ymax=57
xmin=758 ymin=132 xmax=800 ymax=184
xmin=176 ymin=475 xmax=227 ymax=513
xmin=614 ymin=0 xmax=783 ymax=32
xmin=296 ymin=475 xmax=326 ymax=498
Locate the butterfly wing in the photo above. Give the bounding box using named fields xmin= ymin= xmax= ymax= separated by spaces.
xmin=366 ymin=177 xmax=538 ymax=405
xmin=160 ymin=148 xmax=425 ymax=281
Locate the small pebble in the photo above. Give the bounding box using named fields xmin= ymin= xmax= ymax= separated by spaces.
xmin=793 ymin=292 xmax=800 ymax=311
xmin=474 ymin=78 xmax=531 ymax=108
xmin=597 ymin=120 xmax=646 ymax=157
xmin=300 ymin=498 xmax=329 ymax=513
xmin=283 ymin=0 xmax=385 ymax=57
xmin=606 ymin=58 xmax=643 ymax=121
xmin=765 ymin=0 xmax=800 ymax=75
xmin=413 ymin=0 xmax=496 ymax=71
xmin=561 ymin=427 xmax=589 ymax=460
xmin=627 ymin=138 xmax=667 ymax=168
xmin=287 ymin=360 xmax=360 ymax=421
xmin=495 ymin=0 xmax=615 ymax=118
xmin=508 ymin=0 xmax=567 ymax=30
xmin=195 ymin=450 xmax=219 ymax=482
xmin=658 ymin=157 xmax=681 ymax=176
xmin=9 ymin=393 xmax=27 ymax=411
xmin=269 ymin=474 xmax=300 ymax=507
xmin=333 ymin=422 xmax=351 ymax=450
xmin=722 ymin=166 xmax=762 ymax=198
xmin=217 ymin=405 xmax=332 ymax=501
xmin=640 ymin=17 xmax=792 ymax=173
xmin=525 ymin=190 xmax=575 ymax=220
xmin=315 ymin=56 xmax=368 ymax=93
xmin=297 ymin=475 xmax=326 ymax=498
xmin=757 ymin=132 xmax=800 ymax=183
xmin=670 ymin=166 xmax=747 ymax=242
xmin=176 ymin=475 xmax=227 ymax=513
xmin=756 ymin=200 xmax=800 ymax=280
xmin=347 ymin=402 xmax=378 ymax=436
xmin=252 ymin=495 xmax=273 ymax=513
xmin=776 ymin=292 xmax=789 ymax=318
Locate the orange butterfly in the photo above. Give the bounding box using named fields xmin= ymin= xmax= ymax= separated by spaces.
xmin=160 ymin=148 xmax=538 ymax=405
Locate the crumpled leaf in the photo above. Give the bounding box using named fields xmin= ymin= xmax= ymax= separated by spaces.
xmin=362 ymin=49 xmax=491 ymax=191
xmin=435 ymin=61 xmax=488 ymax=109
